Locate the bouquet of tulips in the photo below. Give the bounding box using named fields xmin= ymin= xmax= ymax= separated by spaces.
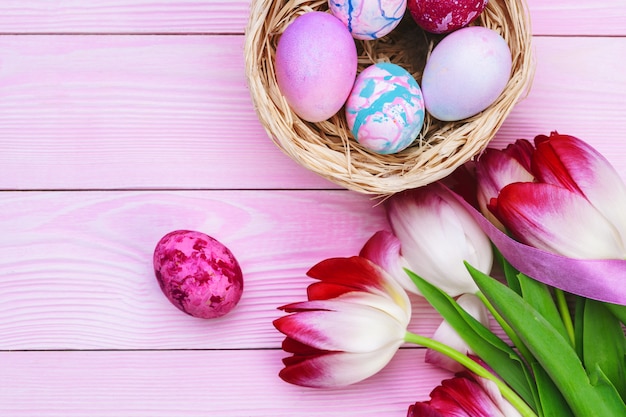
xmin=273 ymin=132 xmax=626 ymax=416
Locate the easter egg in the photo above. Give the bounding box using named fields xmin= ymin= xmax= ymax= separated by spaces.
xmin=421 ymin=26 xmax=512 ymax=121
xmin=407 ymin=0 xmax=487 ymax=34
xmin=329 ymin=0 xmax=407 ymax=40
xmin=346 ymin=62 xmax=425 ymax=154
xmin=275 ymin=11 xmax=358 ymax=123
xmin=153 ymin=230 xmax=244 ymax=319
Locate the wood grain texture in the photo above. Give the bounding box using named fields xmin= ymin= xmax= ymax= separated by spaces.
xmin=490 ymin=36 xmax=626 ymax=179
xmin=1 ymin=36 xmax=626 ymax=190
xmin=0 ymin=349 xmax=452 ymax=417
xmin=0 ymin=34 xmax=330 ymax=190
xmin=0 ymin=1 xmax=623 ymax=35
xmin=0 ymin=1 xmax=249 ymax=34
xmin=1 ymin=1 xmax=624 ymax=415
xmin=0 ymin=190 xmax=502 ymax=350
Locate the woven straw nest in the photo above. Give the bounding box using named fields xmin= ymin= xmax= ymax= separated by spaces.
xmin=245 ymin=0 xmax=534 ymax=195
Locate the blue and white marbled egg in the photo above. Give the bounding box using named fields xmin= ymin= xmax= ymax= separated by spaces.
xmin=345 ymin=62 xmax=425 ymax=154
xmin=329 ymin=0 xmax=407 ymax=40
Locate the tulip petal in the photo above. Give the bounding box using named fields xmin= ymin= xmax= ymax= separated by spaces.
xmin=281 ymin=337 xmax=326 ymax=356
xmin=533 ymin=133 xmax=626 ymax=247
xmin=306 ymin=282 xmax=357 ymax=300
xmin=493 ymin=182 xmax=626 ymax=259
xmin=360 ymin=230 xmax=417 ymax=294
xmin=305 ymin=281 xmax=411 ymax=323
xmin=474 ymin=373 xmax=523 ymax=417
xmin=475 ymin=145 xmax=535 ymax=229
xmin=425 ymin=294 xmax=490 ymax=373
xmin=278 ymin=341 xmax=402 ymax=388
xmin=307 ymin=256 xmax=408 ymax=308
xmin=429 ymin=373 xmax=503 ymax=417
xmin=407 ymin=403 xmax=449 ymax=417
xmin=386 ymin=184 xmax=492 ymax=297
xmin=274 ymin=300 xmax=406 ymax=352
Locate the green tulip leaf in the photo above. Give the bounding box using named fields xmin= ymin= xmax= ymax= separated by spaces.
xmin=582 ymin=299 xmax=626 ymax=402
xmin=531 ymin=362 xmax=574 ymax=417
xmin=466 ymin=262 xmax=626 ymax=417
xmin=494 ymin=247 xmax=522 ymax=295
xmin=517 ymin=272 xmax=570 ymax=343
xmin=605 ymin=302 xmax=626 ymax=327
xmin=405 ymin=269 xmax=537 ymax=411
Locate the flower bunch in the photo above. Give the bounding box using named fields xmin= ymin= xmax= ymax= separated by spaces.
xmin=274 ymin=132 xmax=626 ymax=416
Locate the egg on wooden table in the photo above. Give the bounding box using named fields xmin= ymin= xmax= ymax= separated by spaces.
xmin=421 ymin=26 xmax=512 ymax=122
xmin=408 ymin=0 xmax=487 ymax=34
xmin=329 ymin=0 xmax=407 ymax=40
xmin=346 ymin=62 xmax=425 ymax=154
xmin=153 ymin=230 xmax=244 ymax=319
xmin=275 ymin=11 xmax=358 ymax=123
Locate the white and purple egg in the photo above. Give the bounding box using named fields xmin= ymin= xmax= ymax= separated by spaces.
xmin=421 ymin=26 xmax=513 ymax=121
xmin=346 ymin=62 xmax=425 ymax=154
xmin=329 ymin=0 xmax=407 ymax=40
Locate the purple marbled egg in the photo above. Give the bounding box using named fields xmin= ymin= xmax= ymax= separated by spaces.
xmin=329 ymin=0 xmax=407 ymax=40
xmin=153 ymin=230 xmax=243 ymax=319
xmin=275 ymin=11 xmax=357 ymax=122
xmin=346 ymin=62 xmax=425 ymax=154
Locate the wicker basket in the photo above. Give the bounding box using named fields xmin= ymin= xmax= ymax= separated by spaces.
xmin=245 ymin=0 xmax=534 ymax=195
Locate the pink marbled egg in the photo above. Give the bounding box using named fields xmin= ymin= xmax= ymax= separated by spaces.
xmin=153 ymin=230 xmax=243 ymax=319
xmin=408 ymin=0 xmax=487 ymax=34
xmin=275 ymin=11 xmax=357 ymax=122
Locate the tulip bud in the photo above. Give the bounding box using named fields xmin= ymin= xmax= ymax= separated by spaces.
xmin=384 ymin=183 xmax=493 ymax=297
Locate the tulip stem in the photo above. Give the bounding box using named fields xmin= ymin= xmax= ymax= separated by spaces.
xmin=404 ymin=331 xmax=538 ymax=417
xmin=554 ymin=288 xmax=576 ymax=347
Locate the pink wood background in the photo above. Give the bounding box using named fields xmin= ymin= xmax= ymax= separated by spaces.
xmin=1 ymin=1 xmax=625 ymax=415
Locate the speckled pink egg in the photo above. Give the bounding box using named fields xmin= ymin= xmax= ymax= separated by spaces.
xmin=408 ymin=0 xmax=487 ymax=34
xmin=275 ymin=11 xmax=357 ymax=122
xmin=153 ymin=230 xmax=243 ymax=319
xmin=421 ymin=26 xmax=512 ymax=121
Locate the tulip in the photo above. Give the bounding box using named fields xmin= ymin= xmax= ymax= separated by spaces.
xmin=424 ymin=294 xmax=490 ymax=373
xmin=475 ymin=139 xmax=535 ymax=230
xmin=486 ymin=133 xmax=626 ymax=259
xmin=273 ymin=256 xmax=411 ymax=388
xmin=407 ymin=370 xmax=523 ymax=417
xmin=532 ymin=132 xmax=626 ymax=250
xmin=384 ymin=183 xmax=493 ymax=297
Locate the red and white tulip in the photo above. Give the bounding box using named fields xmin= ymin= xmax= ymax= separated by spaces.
xmin=273 ymin=256 xmax=411 ymax=388
xmin=479 ymin=132 xmax=626 ymax=259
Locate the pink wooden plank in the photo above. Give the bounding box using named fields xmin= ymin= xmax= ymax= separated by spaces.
xmin=0 ymin=1 xmax=249 ymax=34
xmin=1 ymin=35 xmax=626 ymax=190
xmin=527 ymin=0 xmax=626 ymax=36
xmin=490 ymin=36 xmax=626 ymax=180
xmin=1 ymin=190 xmax=486 ymax=350
xmin=0 ymin=349 xmax=451 ymax=417
xmin=0 ymin=1 xmax=624 ymax=35
xmin=0 ymin=34 xmax=332 ymax=190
